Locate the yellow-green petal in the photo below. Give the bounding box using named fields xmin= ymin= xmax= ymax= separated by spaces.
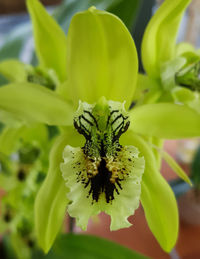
xmin=142 ymin=0 xmax=191 ymax=78
xmin=121 ymin=132 xmax=178 ymax=252
xmin=0 ymin=83 xmax=74 ymax=125
xmin=130 ymin=103 xmax=200 ymax=138
xmin=172 ymin=87 xmax=200 ymax=114
xmin=175 ymin=42 xmax=196 ymax=57
xmin=35 ymin=127 xmax=84 ymax=253
xmin=133 ymin=73 xmax=162 ymax=105
xmin=27 ymin=0 xmax=67 ymax=82
xmin=0 ymin=59 xmax=26 ymax=82
xmin=66 ymin=7 xmax=138 ymax=107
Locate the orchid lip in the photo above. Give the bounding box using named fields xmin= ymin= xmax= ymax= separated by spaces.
xmin=61 ymin=99 xmax=145 ymax=231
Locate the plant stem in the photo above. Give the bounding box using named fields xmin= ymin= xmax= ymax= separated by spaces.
xmin=69 ymin=216 xmax=75 ymax=233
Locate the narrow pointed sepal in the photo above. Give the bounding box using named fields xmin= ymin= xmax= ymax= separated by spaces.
xmin=121 ymin=132 xmax=179 ymax=252
xmin=35 ymin=128 xmax=84 ymax=253
xmin=26 ymin=0 xmax=67 ymax=81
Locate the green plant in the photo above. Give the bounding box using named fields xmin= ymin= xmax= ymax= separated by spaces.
xmin=0 ymin=0 xmax=199 ymax=258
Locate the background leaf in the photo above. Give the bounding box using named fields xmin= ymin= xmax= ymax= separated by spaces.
xmin=191 ymin=146 xmax=200 ymax=189
xmin=32 ymin=234 xmax=149 ymax=259
xmin=53 ymin=0 xmax=141 ymax=32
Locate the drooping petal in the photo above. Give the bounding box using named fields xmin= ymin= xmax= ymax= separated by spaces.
xmin=35 ymin=127 xmax=84 ymax=253
xmin=66 ymin=7 xmax=138 ymax=107
xmin=27 ymin=0 xmax=67 ymax=82
xmin=0 ymin=83 xmax=74 ymax=125
xmin=129 ymin=103 xmax=200 ymax=138
xmin=121 ymin=132 xmax=178 ymax=252
xmin=0 ymin=59 xmax=27 ymax=82
xmin=61 ymin=145 xmax=144 ymax=231
xmin=142 ymin=0 xmax=191 ymax=78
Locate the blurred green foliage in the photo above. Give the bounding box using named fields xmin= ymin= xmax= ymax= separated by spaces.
xmin=191 ymin=147 xmax=200 ymax=190
xmin=0 ymin=0 xmax=146 ymax=74
xmin=32 ymin=234 xmax=150 ymax=259
xmin=0 ymin=1 xmax=154 ymax=258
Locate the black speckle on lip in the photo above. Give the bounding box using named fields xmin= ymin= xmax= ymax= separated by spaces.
xmin=85 ymin=158 xmax=121 ymax=203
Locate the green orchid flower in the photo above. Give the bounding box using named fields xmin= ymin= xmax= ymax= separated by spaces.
xmin=141 ymin=0 xmax=200 ymax=113
xmin=0 ymin=0 xmax=200 ymax=255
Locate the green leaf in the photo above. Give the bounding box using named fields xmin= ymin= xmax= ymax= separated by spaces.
xmin=66 ymin=7 xmax=138 ymax=107
xmin=27 ymin=0 xmax=67 ymax=82
xmin=107 ymin=0 xmax=140 ymax=30
xmin=130 ymin=103 xmax=200 ymax=138
xmin=191 ymin=147 xmax=200 ymax=189
xmin=142 ymin=0 xmax=191 ymax=78
xmin=0 ymin=83 xmax=74 ymax=125
xmin=35 ymin=128 xmax=84 ymax=253
xmin=33 ymin=234 xmax=149 ymax=259
xmin=0 ymin=35 xmax=26 ymax=61
xmin=2 ymin=235 xmax=17 ymax=259
xmin=0 ymin=59 xmax=27 ymax=82
xmin=53 ymin=0 xmax=140 ymax=32
xmin=121 ymin=132 xmax=178 ymax=252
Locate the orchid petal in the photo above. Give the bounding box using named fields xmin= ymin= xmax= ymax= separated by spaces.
xmin=27 ymin=0 xmax=67 ymax=82
xmin=175 ymin=42 xmax=196 ymax=57
xmin=172 ymin=87 xmax=200 ymax=114
xmin=66 ymin=7 xmax=138 ymax=107
xmin=0 ymin=59 xmax=26 ymax=82
xmin=121 ymin=132 xmax=178 ymax=252
xmin=0 ymin=83 xmax=74 ymax=125
xmin=35 ymin=127 xmax=84 ymax=253
xmin=142 ymin=0 xmax=191 ymax=78
xmin=130 ymin=103 xmax=200 ymax=138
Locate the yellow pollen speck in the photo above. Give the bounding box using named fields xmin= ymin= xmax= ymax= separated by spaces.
xmin=86 ymin=157 xmax=100 ymax=178
xmin=106 ymin=157 xmax=122 ymax=183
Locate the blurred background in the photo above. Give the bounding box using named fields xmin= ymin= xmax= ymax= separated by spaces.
xmin=0 ymin=0 xmax=200 ymax=259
